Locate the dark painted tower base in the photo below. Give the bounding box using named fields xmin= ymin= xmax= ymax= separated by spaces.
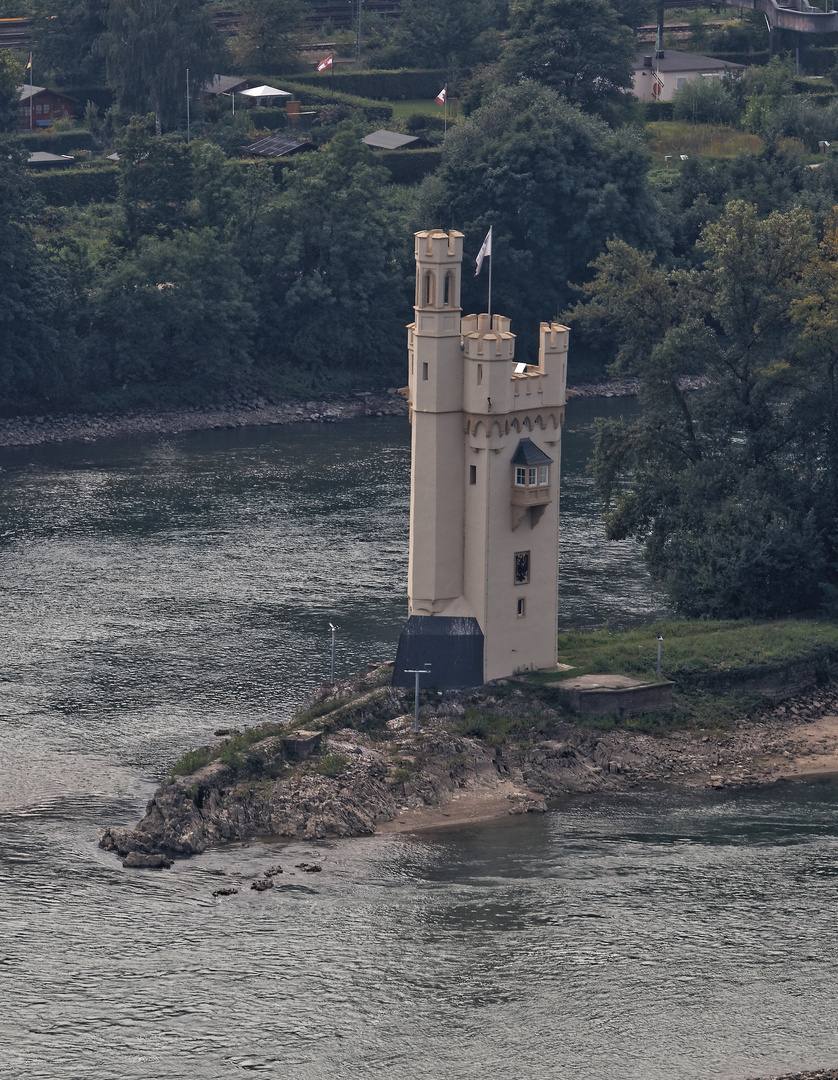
xmin=392 ymin=616 xmax=484 ymax=688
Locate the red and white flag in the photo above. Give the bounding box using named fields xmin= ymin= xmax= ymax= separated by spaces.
xmin=317 ymin=54 xmax=333 ymax=72
xmin=435 ymin=86 xmax=447 ymax=106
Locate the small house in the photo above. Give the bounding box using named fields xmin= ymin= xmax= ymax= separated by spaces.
xmin=19 ymin=85 xmax=77 ymax=129
xmin=632 ymin=50 xmax=744 ymax=102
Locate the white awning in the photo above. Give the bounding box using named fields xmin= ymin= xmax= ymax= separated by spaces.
xmin=238 ymin=84 xmax=292 ymax=98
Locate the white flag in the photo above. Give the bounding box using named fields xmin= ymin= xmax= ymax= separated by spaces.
xmin=435 ymin=86 xmax=446 ymax=105
xmin=475 ymin=227 xmax=492 ymax=276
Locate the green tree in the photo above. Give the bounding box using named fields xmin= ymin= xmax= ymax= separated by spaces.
xmin=500 ymin=0 xmax=635 ymax=115
xmin=386 ymin=0 xmax=501 ymax=69
xmin=0 ymin=50 xmax=23 ymax=133
xmin=672 ymin=76 xmax=741 ymax=126
xmin=571 ymin=201 xmax=824 ymax=617
xmin=117 ymin=119 xmax=194 ymax=245
xmin=258 ymin=127 xmax=410 ymax=384
xmin=95 ymin=0 xmax=223 ymax=133
xmin=417 ymin=82 xmax=664 ymax=364
xmin=29 ymin=0 xmax=107 ymax=84
xmin=88 ymin=228 xmax=255 ymax=394
xmin=0 ymin=139 xmax=74 ymax=407
xmin=232 ymin=0 xmax=303 ymax=73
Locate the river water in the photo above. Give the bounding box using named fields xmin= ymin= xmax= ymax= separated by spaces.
xmin=0 ymin=399 xmax=836 ymax=1080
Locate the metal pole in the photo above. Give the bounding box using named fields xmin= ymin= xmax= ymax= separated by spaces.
xmin=414 ymin=671 xmax=420 ymax=732
xmin=186 ymin=67 xmax=190 ymax=143
xmin=657 ymin=636 xmax=663 ymax=678
xmin=404 ymin=665 xmax=431 ymax=734
xmin=329 ymin=623 xmax=337 ymax=683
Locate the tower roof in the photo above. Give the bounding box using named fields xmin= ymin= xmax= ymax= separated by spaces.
xmin=510 ymin=437 xmax=553 ymax=466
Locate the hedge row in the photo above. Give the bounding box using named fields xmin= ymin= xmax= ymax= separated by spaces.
xmin=375 ymin=147 xmax=442 ymax=184
xmin=643 ymin=101 xmax=675 ymax=122
xmin=30 ymin=166 xmax=118 ymax=206
xmin=19 ymin=129 xmax=95 ymax=153
xmin=269 ymin=80 xmax=393 ymax=121
xmin=802 ymin=46 xmax=838 ymax=76
xmin=713 ymin=51 xmax=769 ymax=66
xmin=289 ymin=69 xmax=446 ymax=101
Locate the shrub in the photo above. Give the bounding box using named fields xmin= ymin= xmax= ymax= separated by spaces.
xmin=673 ymin=77 xmax=742 ymax=125
xmin=170 ymin=746 xmax=214 ymax=777
xmin=317 ymin=752 xmax=350 ymax=778
xmin=376 ymin=147 xmax=441 ymax=184
xmin=30 ymin=166 xmax=118 ymax=206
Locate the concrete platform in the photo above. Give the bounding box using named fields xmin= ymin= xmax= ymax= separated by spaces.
xmin=547 ymin=674 xmax=674 ymax=718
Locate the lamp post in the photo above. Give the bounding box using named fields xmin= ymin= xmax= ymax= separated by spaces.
xmin=329 ymin=623 xmax=337 ymax=683
xmin=657 ymin=636 xmax=663 ymax=678
xmin=404 ymin=664 xmax=431 ymax=734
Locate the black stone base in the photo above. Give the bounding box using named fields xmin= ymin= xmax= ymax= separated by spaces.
xmin=392 ymin=615 xmax=484 ymax=688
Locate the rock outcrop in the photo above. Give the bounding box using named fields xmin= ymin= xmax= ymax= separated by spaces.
xmin=101 ymin=675 xmax=838 ymax=866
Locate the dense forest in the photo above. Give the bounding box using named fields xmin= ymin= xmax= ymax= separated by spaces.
xmin=4 ymin=0 xmax=838 ymax=618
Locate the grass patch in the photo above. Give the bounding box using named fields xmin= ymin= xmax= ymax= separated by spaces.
xmin=644 ymin=121 xmax=764 ymax=165
xmin=543 ymin=618 xmax=838 ymax=689
xmin=168 ymin=722 xmax=283 ymax=779
xmin=454 ymin=706 xmax=551 ymax=746
xmin=390 ymin=98 xmax=448 ymax=118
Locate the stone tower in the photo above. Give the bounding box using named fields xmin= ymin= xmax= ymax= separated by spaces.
xmin=393 ymin=229 xmax=569 ymax=687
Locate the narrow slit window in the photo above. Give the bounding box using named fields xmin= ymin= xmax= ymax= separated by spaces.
xmin=517 ymin=598 xmax=526 ymax=617
xmin=422 ymin=362 xmax=429 ymax=381
xmin=443 ymin=271 xmax=453 ymax=306
xmin=477 ymin=364 xmax=483 ymax=386
xmin=423 ymin=272 xmax=432 ymax=306
xmin=469 ymin=464 xmax=477 ymax=485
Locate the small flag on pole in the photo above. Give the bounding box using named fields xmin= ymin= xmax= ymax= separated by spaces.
xmin=317 ymin=54 xmax=333 ymax=72
xmin=475 ymin=227 xmax=492 ymax=276
xmin=435 ymin=86 xmax=447 ymax=106
xmin=25 ymin=54 xmax=32 ymax=70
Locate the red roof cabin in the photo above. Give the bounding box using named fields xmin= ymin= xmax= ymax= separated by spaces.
xmin=19 ymin=85 xmax=77 ymax=129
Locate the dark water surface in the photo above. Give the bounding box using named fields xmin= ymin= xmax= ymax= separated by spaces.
xmin=1 ymin=401 xmax=836 ymax=1080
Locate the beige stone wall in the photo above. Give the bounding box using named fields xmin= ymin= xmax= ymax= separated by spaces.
xmin=406 ymin=229 xmax=568 ymax=681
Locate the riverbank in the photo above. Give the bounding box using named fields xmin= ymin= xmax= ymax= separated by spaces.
xmin=0 ymin=378 xmax=675 ymax=450
xmin=99 ymin=665 xmax=838 ymax=865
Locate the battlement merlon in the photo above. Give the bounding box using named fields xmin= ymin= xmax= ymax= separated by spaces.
xmin=415 ymin=228 xmax=464 ymax=263
xmin=535 ymin=321 xmax=569 ymax=406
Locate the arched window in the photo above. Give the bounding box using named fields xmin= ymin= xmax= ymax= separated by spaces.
xmin=423 ymin=271 xmax=435 ymax=307
xmin=443 ymin=271 xmax=455 ymax=307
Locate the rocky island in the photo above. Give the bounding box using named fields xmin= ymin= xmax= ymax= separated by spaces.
xmin=100 ymin=653 xmax=838 ymax=869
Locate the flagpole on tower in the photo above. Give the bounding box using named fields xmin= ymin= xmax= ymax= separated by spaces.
xmin=475 ymin=226 xmax=493 ymax=328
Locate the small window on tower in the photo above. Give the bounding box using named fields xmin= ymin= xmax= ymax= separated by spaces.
xmin=539 ymin=465 xmax=549 ymax=485
xmin=514 ymin=550 xmax=530 ymax=585
xmin=517 ymin=598 xmax=526 ymax=617
xmin=422 ymin=362 xmax=429 ymax=381
xmin=469 ymin=464 xmax=477 ymax=485
xmin=515 ymin=467 xmax=527 ymax=486
xmin=477 ymin=364 xmax=483 ymax=386
xmin=528 ymin=467 xmax=537 ymax=486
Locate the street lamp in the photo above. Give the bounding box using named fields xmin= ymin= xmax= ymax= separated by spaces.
xmin=329 ymin=623 xmax=337 ymax=683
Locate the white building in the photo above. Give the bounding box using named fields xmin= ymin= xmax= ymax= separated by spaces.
xmin=632 ymin=49 xmax=744 ymax=102
xmin=393 ymin=229 xmax=568 ymax=688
